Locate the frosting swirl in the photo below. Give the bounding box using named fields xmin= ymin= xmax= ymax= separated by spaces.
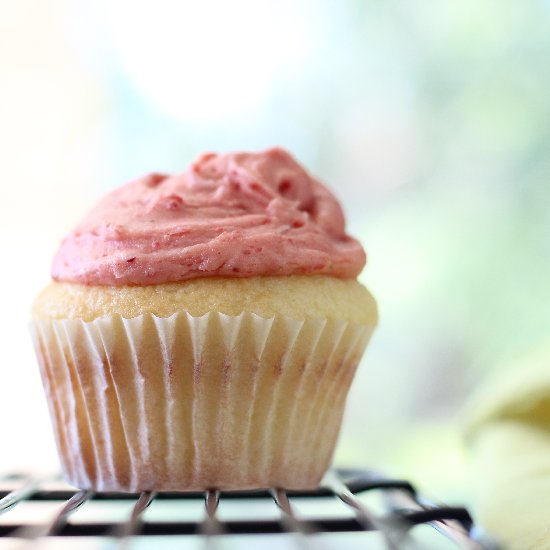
xmin=52 ymin=148 xmax=366 ymax=285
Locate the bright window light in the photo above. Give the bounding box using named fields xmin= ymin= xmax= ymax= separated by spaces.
xmin=103 ymin=0 xmax=317 ymax=123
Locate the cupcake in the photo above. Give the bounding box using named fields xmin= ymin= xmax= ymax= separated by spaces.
xmin=464 ymin=347 xmax=550 ymax=550
xmin=31 ymin=148 xmax=378 ymax=491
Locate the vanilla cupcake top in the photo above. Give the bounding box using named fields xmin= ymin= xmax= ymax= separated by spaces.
xmin=52 ymin=148 xmax=366 ymax=285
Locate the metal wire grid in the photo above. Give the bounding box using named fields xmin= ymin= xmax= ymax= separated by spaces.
xmin=0 ymin=468 xmax=499 ymax=549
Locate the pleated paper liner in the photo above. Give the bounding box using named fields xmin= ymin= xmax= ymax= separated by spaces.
xmin=31 ymin=311 xmax=374 ymax=491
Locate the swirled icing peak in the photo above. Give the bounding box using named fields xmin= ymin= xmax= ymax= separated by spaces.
xmin=52 ymin=148 xmax=366 ymax=285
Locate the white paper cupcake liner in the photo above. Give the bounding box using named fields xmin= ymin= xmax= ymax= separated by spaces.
xmin=31 ymin=311 xmax=374 ymax=491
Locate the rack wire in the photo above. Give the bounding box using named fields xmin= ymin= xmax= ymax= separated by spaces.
xmin=0 ymin=468 xmax=499 ymax=549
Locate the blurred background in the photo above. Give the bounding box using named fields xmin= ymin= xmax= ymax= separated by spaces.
xmin=1 ymin=0 xmax=549 ymax=503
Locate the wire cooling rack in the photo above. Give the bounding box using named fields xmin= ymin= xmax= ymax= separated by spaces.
xmin=0 ymin=468 xmax=499 ymax=549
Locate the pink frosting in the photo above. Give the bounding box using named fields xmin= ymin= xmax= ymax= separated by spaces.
xmin=52 ymin=148 xmax=366 ymax=285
